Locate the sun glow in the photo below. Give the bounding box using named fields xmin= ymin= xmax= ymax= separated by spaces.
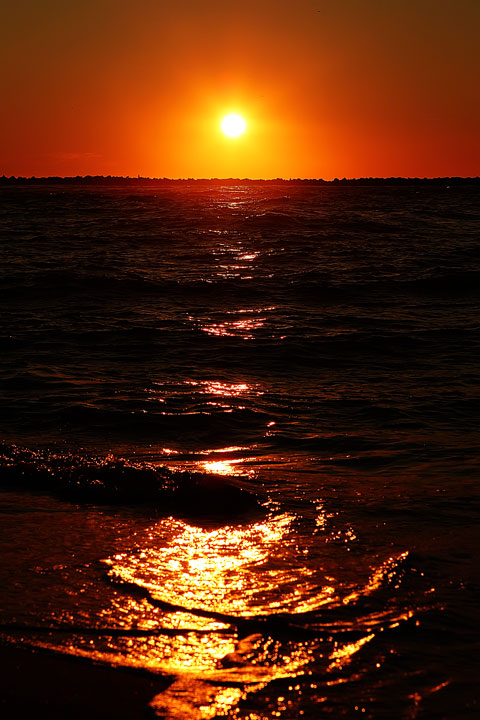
xmin=220 ymin=113 xmax=247 ymax=138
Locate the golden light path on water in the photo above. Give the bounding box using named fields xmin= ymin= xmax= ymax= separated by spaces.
xmin=104 ymin=513 xmax=329 ymax=625
xmin=97 ymin=512 xmax=325 ymax=719
xmin=21 ymin=498 xmax=411 ymax=720
xmin=1 ymin=431 xmax=416 ymax=718
xmin=8 ymin=434 xmax=414 ymax=718
xmin=95 ymin=497 xmax=410 ymax=719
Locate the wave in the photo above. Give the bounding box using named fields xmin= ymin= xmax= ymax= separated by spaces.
xmin=3 ymin=268 xmax=479 ymax=311
xmin=0 ymin=445 xmax=262 ymax=518
xmin=289 ymin=269 xmax=480 ymax=300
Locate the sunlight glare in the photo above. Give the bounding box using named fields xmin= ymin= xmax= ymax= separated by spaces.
xmin=220 ymin=113 xmax=247 ymax=138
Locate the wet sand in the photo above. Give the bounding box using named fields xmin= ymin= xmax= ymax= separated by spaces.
xmin=0 ymin=644 xmax=172 ymax=719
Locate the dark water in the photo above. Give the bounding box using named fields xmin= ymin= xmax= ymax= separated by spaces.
xmin=0 ymin=183 xmax=479 ymax=718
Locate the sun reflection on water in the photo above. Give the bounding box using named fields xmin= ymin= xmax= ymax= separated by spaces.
xmin=201 ymin=316 xmax=266 ymax=339
xmin=187 ymin=306 xmax=277 ymax=339
xmin=328 ymin=633 xmax=375 ymax=671
xmin=92 ymin=512 xmax=330 ymax=694
xmin=204 ymin=381 xmax=252 ymax=396
xmin=150 ymin=379 xmax=263 ymax=401
xmin=200 ymin=459 xmax=242 ymax=476
xmin=6 ymin=516 xmax=416 ymax=720
xmin=104 ymin=514 xmax=299 ymax=618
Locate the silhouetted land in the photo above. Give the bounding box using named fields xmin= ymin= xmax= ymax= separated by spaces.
xmin=1 ymin=175 xmax=479 ymax=186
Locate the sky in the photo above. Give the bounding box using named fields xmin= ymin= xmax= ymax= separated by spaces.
xmin=1 ymin=0 xmax=479 ymax=179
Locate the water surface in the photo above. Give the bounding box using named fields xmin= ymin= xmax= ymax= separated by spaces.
xmin=0 ymin=183 xmax=479 ymax=718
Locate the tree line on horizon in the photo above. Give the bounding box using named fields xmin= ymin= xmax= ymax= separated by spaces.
xmin=1 ymin=175 xmax=478 ymax=185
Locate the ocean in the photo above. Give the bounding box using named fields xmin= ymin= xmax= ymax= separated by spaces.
xmin=0 ymin=181 xmax=479 ymax=718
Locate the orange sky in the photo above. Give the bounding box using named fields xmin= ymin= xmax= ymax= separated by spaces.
xmin=1 ymin=0 xmax=479 ymax=179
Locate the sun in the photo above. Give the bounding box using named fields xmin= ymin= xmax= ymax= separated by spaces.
xmin=220 ymin=113 xmax=247 ymax=138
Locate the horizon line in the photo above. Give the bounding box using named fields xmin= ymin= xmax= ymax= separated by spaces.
xmin=1 ymin=175 xmax=479 ymax=183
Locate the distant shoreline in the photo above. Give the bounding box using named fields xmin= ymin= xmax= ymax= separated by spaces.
xmin=1 ymin=175 xmax=479 ymax=186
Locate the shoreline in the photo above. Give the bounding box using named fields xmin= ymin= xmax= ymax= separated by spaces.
xmin=1 ymin=175 xmax=479 ymax=186
xmin=0 ymin=642 xmax=172 ymax=720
